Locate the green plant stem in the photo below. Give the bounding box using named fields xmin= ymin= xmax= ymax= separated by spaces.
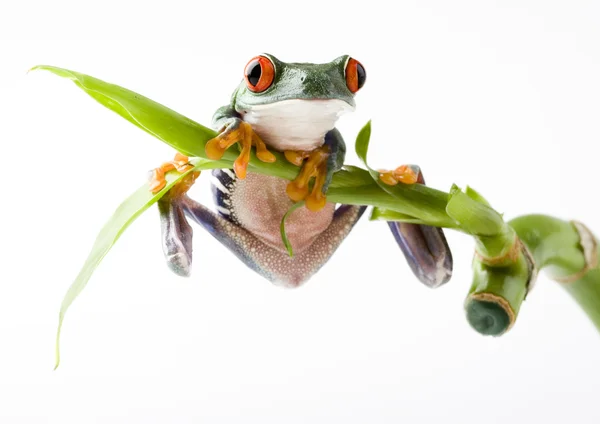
xmin=408 ymin=181 xmax=530 ymax=337
xmin=510 ymin=215 xmax=600 ymax=330
xmin=465 ymin=250 xmax=530 ymax=335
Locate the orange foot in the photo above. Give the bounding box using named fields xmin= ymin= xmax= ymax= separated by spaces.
xmin=162 ymin=169 xmax=201 ymax=200
xmin=205 ymin=121 xmax=276 ymax=179
xmin=285 ymin=146 xmax=330 ymax=212
xmin=378 ymin=165 xmax=420 ymax=186
xmin=149 ymin=153 xmax=195 ymax=193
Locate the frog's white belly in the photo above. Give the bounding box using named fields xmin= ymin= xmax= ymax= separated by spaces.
xmin=241 ymin=99 xmax=354 ymax=151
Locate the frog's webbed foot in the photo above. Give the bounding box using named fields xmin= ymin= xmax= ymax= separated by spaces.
xmin=378 ymin=165 xmax=453 ymax=288
xmin=157 ymin=171 xmax=201 ymax=277
xmin=284 ymin=146 xmax=331 ymax=212
xmin=284 ymin=129 xmax=346 ymax=212
xmin=378 ymin=164 xmax=420 ymax=186
xmin=148 ymin=153 xmax=195 ymax=193
xmin=205 ymin=119 xmax=276 ymax=179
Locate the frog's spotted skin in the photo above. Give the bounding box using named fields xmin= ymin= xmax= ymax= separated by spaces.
xmin=212 ymin=169 xmax=336 ymax=253
xmin=177 ymin=194 xmax=365 ymax=287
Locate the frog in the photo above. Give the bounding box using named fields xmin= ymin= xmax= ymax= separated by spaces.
xmin=149 ymin=54 xmax=453 ymax=288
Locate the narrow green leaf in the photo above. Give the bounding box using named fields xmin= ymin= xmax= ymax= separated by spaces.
xmin=31 ymin=65 xmax=299 ymax=181
xmin=54 ymin=158 xmax=220 ymax=369
xmin=355 ymin=120 xmax=372 ymax=165
xmin=369 ymin=207 xmax=427 ymax=224
xmin=32 ymin=65 xmax=217 ymax=158
xmin=280 ymin=201 xmax=306 ymax=257
xmin=449 ymin=184 xmax=461 ymax=196
xmin=336 ymin=165 xmax=376 ymax=188
xmin=465 ymin=185 xmax=491 ymax=206
xmin=446 ymin=187 xmax=504 ymax=236
xmin=354 ymin=121 xmax=451 ymax=227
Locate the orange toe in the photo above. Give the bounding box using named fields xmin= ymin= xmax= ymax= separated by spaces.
xmin=379 ymin=165 xmax=419 ymax=185
xmin=205 ymin=121 xmax=277 ymax=178
xmin=393 ymin=165 xmax=418 ymax=184
xmin=284 ymin=150 xmax=309 ymax=166
xmin=149 ymin=153 xmax=197 ymax=194
xmin=285 ymin=147 xmax=330 ymax=211
xmin=205 ymin=138 xmax=227 ymax=160
xmin=305 ymin=193 xmax=327 ymax=212
xmin=379 ymin=170 xmax=399 ymax=186
xmin=286 ymin=181 xmax=309 ymax=202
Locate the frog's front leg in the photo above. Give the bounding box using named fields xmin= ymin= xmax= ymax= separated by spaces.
xmin=176 ymin=195 xmax=365 ymax=287
xmin=148 ymin=153 xmax=194 ymax=193
xmin=205 ymin=106 xmax=276 ymax=179
xmin=285 ymin=129 xmax=346 ymax=212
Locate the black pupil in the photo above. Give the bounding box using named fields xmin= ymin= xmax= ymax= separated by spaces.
xmin=246 ymin=60 xmax=262 ymax=86
xmin=356 ymin=63 xmax=366 ymax=90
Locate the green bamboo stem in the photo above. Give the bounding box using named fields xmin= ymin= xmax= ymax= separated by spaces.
xmin=452 ymin=187 xmax=533 ymax=336
xmin=510 ymin=215 xmax=600 ymax=330
xmin=465 ymin=250 xmax=530 ymax=335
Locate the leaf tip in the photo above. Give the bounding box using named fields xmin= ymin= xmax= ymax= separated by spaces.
xmin=280 ymin=201 xmax=305 ymax=258
xmin=54 ymin=319 xmax=62 ymax=370
xmin=26 ymin=65 xmax=78 ymax=81
xmin=449 ymin=183 xmax=461 ymax=195
xmin=28 ymin=65 xmax=53 ymax=74
xmin=286 ymin=245 xmax=294 ymax=258
xmin=53 ymin=349 xmax=61 ymax=370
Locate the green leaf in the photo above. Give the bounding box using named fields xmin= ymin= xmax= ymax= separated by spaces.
xmin=369 ymin=207 xmax=427 ymax=224
xmin=31 ymin=65 xmax=217 ymax=158
xmin=31 ymin=65 xmax=303 ymax=182
xmin=280 ymin=201 xmax=306 ymax=257
xmin=465 ymin=185 xmax=491 ymax=206
xmin=355 ymin=120 xmax=372 ymax=165
xmin=446 ymin=186 xmax=504 ymax=236
xmin=54 ymin=158 xmax=219 ymax=369
xmin=354 ymin=121 xmax=451 ymax=227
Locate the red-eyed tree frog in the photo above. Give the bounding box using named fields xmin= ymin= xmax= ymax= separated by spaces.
xmin=149 ymin=54 xmax=452 ymax=287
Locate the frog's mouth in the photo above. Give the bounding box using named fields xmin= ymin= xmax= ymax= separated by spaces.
xmin=241 ymin=99 xmax=355 ymax=151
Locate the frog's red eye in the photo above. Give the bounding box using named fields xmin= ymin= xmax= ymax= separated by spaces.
xmin=244 ymin=56 xmax=275 ymax=93
xmin=345 ymin=58 xmax=366 ymax=93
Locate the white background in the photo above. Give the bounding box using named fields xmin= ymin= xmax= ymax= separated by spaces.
xmin=1 ymin=1 xmax=600 ymax=423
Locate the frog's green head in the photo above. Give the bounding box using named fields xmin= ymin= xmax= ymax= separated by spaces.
xmin=232 ymin=54 xmax=366 ymax=111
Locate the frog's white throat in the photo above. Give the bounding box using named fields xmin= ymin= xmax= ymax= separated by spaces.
xmin=241 ymin=99 xmax=354 ymax=152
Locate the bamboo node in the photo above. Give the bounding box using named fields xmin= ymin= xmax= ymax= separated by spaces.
xmin=554 ymin=221 xmax=598 ymax=284
xmin=521 ymin=240 xmax=538 ymax=297
xmin=474 ymin=234 xmax=519 ymax=266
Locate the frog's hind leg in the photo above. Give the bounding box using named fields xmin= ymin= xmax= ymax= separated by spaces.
xmin=158 ymin=200 xmax=194 ymax=277
xmin=382 ymin=166 xmax=453 ymax=288
xmin=156 ymin=170 xmax=201 ymax=276
xmin=178 ymin=196 xmax=366 ymax=287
